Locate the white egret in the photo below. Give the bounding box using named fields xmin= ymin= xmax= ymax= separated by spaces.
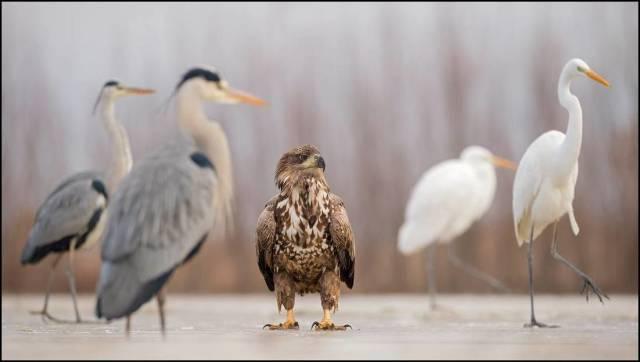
xmin=398 ymin=146 xmax=516 ymax=309
xmin=513 ymin=58 xmax=610 ymax=328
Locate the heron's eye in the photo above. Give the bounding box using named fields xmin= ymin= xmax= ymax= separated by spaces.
xmin=577 ymin=66 xmax=586 ymax=73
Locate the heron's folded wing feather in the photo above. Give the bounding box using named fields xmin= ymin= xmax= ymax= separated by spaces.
xmin=27 ymin=172 xmax=106 ymax=248
xmin=101 ymin=149 xmax=215 ymax=282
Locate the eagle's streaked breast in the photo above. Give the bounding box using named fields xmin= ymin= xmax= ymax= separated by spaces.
xmin=273 ymin=177 xmax=336 ymax=286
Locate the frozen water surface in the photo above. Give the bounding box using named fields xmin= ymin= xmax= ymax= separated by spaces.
xmin=2 ymin=294 xmax=637 ymax=359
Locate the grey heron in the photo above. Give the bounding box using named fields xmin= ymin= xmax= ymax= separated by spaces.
xmin=20 ymin=81 xmax=155 ymax=323
xmin=95 ymin=66 xmax=265 ymax=335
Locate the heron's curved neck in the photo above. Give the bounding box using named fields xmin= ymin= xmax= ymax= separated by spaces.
xmin=177 ymin=85 xmax=234 ymax=232
xmin=555 ymin=71 xmax=582 ymax=181
xmin=100 ymin=98 xmax=132 ymax=189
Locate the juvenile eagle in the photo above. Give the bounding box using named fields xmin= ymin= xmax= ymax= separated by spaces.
xmin=256 ymin=144 xmax=355 ymax=330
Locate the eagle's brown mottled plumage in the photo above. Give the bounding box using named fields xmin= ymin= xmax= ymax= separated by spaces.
xmin=256 ymin=145 xmax=355 ymax=321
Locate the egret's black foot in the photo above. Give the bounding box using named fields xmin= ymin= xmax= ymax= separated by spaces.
xmin=580 ymin=277 xmax=609 ymax=304
xmin=311 ymin=320 xmax=352 ymax=331
xmin=263 ymin=321 xmax=299 ymax=330
xmin=524 ymin=319 xmax=559 ymax=328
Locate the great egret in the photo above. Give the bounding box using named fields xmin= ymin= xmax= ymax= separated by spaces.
xmin=95 ymin=66 xmax=265 ymax=335
xmin=398 ymin=146 xmax=516 ymax=309
xmin=513 ymin=58 xmax=610 ymax=328
xmin=20 ymin=81 xmax=154 ymax=323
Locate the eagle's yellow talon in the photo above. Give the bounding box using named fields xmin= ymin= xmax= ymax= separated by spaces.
xmin=311 ymin=320 xmax=351 ymax=331
xmin=263 ymin=321 xmax=299 ymax=330
xmin=264 ymin=310 xmax=299 ymax=330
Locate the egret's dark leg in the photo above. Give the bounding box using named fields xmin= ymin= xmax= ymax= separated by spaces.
xmin=126 ymin=316 xmax=131 ymax=336
xmin=447 ymin=240 xmax=511 ymax=293
xmin=524 ymin=225 xmax=556 ymax=328
xmin=65 ymin=240 xmax=82 ymax=323
xmin=550 ymin=222 xmax=609 ymax=303
xmin=426 ymin=245 xmax=437 ymax=310
xmin=30 ymin=254 xmax=67 ymax=322
xmin=157 ymin=287 xmax=167 ymax=336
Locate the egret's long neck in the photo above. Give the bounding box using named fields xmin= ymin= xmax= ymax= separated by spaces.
xmin=100 ymin=98 xmax=132 ymax=190
xmin=177 ymin=85 xmax=234 ymax=234
xmin=555 ymin=71 xmax=582 ymax=182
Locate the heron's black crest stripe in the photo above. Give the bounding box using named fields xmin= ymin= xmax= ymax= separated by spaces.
xmin=91 ymin=180 xmax=109 ymax=201
xmin=104 ymin=80 xmax=119 ymax=88
xmin=190 ymin=152 xmax=215 ymax=171
xmin=176 ymin=68 xmax=221 ymax=90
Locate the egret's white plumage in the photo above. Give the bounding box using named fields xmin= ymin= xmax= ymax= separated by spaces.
xmin=398 ymin=146 xmax=512 ymax=254
xmin=513 ymin=58 xmax=610 ymax=328
xmin=512 ymin=58 xmax=605 ymax=245
xmin=512 ymin=131 xmax=580 ymax=245
xmin=397 ymin=146 xmax=515 ymax=308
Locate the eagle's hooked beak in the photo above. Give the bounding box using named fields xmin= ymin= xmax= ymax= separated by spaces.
xmin=315 ymin=155 xmax=326 ymax=172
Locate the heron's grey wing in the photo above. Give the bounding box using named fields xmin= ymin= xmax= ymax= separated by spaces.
xmin=256 ymin=195 xmax=279 ymax=291
xmin=96 ymin=147 xmax=216 ymax=319
xmin=101 ymin=149 xmax=216 ymax=279
xmin=328 ymin=193 xmax=355 ymax=289
xmin=21 ymin=171 xmax=107 ymax=264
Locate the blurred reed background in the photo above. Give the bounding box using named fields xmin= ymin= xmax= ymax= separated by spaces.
xmin=2 ymin=2 xmax=637 ymax=294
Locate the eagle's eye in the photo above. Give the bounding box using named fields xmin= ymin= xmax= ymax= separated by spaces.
xmin=296 ymin=154 xmax=307 ymax=163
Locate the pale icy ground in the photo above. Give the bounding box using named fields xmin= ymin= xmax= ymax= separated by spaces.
xmin=2 ymin=294 xmax=638 ymax=360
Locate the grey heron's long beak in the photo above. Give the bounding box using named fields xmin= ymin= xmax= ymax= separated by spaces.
xmin=123 ymin=87 xmax=156 ymax=95
xmin=224 ymin=87 xmax=266 ymax=106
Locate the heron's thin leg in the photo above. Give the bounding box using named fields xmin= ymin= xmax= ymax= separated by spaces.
xmin=65 ymin=239 xmax=82 ymax=323
xmin=524 ymin=225 xmax=556 ymax=328
xmin=426 ymin=245 xmax=437 ymax=310
xmin=30 ymin=254 xmax=63 ymax=321
xmin=157 ymin=287 xmax=167 ymax=336
xmin=447 ymin=241 xmax=511 ymax=293
xmin=126 ymin=316 xmax=131 ymax=336
xmin=550 ymin=222 xmax=609 ymax=304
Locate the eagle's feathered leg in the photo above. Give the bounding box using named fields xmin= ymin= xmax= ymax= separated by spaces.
xmin=264 ymin=272 xmax=299 ymax=330
xmin=311 ymin=271 xmax=351 ymax=331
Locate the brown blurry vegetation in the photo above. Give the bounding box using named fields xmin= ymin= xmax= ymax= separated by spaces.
xmin=2 ymin=3 xmax=638 ymax=294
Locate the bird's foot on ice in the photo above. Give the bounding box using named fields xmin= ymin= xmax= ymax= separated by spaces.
xmin=524 ymin=319 xmax=558 ymax=328
xmin=263 ymin=321 xmax=299 ymax=330
xmin=29 ymin=310 xmax=77 ymax=324
xmin=311 ymin=320 xmax=352 ymax=331
xmin=580 ymin=277 xmax=609 ymax=304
